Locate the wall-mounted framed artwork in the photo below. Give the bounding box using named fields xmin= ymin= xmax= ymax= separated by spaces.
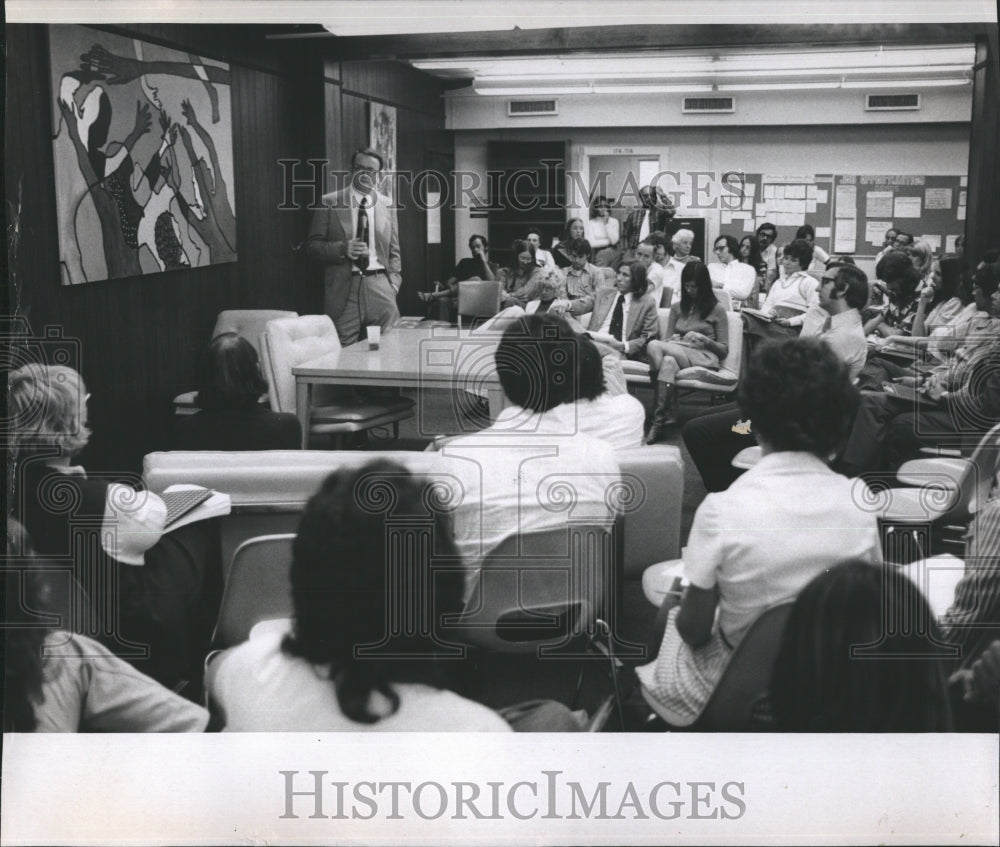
xmin=49 ymin=25 xmax=237 ymax=283
xmin=368 ymin=101 xmax=397 ymax=200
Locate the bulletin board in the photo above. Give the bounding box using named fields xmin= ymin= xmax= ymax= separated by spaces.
xmin=720 ymin=173 xmax=835 ymax=255
xmin=831 ymin=175 xmax=967 ymax=258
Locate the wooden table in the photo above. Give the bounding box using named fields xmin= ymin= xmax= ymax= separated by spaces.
xmin=292 ymin=325 xmax=507 ymax=447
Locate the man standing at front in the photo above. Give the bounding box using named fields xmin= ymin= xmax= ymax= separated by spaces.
xmin=305 ymin=148 xmax=401 ymax=345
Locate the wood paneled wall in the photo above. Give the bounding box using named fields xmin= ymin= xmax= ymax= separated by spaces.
xmin=5 ymin=24 xmax=452 ymax=472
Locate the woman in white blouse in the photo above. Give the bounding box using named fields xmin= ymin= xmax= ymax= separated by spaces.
xmin=586 ymin=195 xmax=621 ymax=267
xmin=707 ymin=235 xmax=756 ymax=303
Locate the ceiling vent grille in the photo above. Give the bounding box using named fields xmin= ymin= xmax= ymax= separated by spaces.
xmin=682 ymin=96 xmax=735 ymax=114
xmin=865 ymin=93 xmax=920 ymax=111
xmin=507 ymin=99 xmax=558 ymax=116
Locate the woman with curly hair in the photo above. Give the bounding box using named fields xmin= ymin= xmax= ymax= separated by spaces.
xmin=8 ymin=364 xmax=219 ymax=689
xmin=637 ymin=338 xmax=882 ymax=726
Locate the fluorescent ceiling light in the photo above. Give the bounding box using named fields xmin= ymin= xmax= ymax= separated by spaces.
xmin=840 ymin=77 xmax=971 ymax=88
xmin=717 ymin=81 xmax=843 ymax=91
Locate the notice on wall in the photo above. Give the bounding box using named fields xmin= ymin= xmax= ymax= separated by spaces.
xmin=834 ymin=219 xmax=857 ymax=253
xmin=865 ymin=191 xmax=894 ymax=218
xmin=925 ymin=188 xmax=953 ymax=210
xmin=920 ymin=234 xmax=942 ymax=253
xmin=815 ymin=226 xmax=831 ymax=239
xmin=865 ymin=221 xmax=893 ymax=245
xmin=835 ymin=185 xmax=857 ymax=217
xmin=816 ymin=189 xmax=828 ymax=205
xmin=426 ymin=192 xmax=441 ymax=243
xmin=946 ymin=235 xmax=959 ymax=253
xmin=894 ymin=196 xmax=922 ymax=218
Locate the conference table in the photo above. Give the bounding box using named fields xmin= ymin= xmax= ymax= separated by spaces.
xmin=292 ymin=324 xmax=507 ymax=448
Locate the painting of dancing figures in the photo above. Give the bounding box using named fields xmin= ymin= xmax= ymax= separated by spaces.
xmin=50 ymin=26 xmax=237 ymax=283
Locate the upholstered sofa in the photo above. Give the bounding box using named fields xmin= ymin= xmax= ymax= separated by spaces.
xmin=142 ymin=445 xmax=684 ymax=581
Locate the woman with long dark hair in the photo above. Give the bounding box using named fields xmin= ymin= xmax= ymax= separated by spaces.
xmin=499 ymin=238 xmax=549 ymax=307
xmin=644 ymin=261 xmax=728 ymax=443
xmin=739 ymin=234 xmax=767 ymax=298
xmin=206 ymin=460 xmax=511 ymax=731
xmin=552 ymin=217 xmax=587 ymax=268
xmin=771 ymin=560 xmax=952 ymax=732
xmin=585 ymin=195 xmax=621 ymax=267
xmin=909 ymin=254 xmax=967 ymax=337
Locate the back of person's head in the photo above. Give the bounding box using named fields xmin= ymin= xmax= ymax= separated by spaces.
xmin=283 ymin=460 xmax=465 ymax=725
xmin=738 ymin=338 xmax=858 ymax=458
xmin=876 ymin=250 xmax=921 ymax=300
xmin=908 ymin=240 xmax=935 ymax=277
xmin=197 ymin=333 xmax=268 ymax=411
xmin=937 ymin=253 xmax=967 ymax=302
xmin=973 ymin=261 xmax=1000 ymax=299
xmin=783 ymin=238 xmax=814 ymax=270
xmin=495 ymin=313 xmax=580 ymax=411
xmin=770 ymin=560 xmax=953 ymax=732
xmin=576 ymin=334 xmax=605 ymax=401
xmin=828 ymin=262 xmax=869 ymax=310
xmin=3 ymin=519 xmax=48 ymax=732
xmin=8 ymin=364 xmax=90 ymax=457
xmin=679 ymin=260 xmax=718 ymax=319
xmin=826 ymin=254 xmax=856 ymax=267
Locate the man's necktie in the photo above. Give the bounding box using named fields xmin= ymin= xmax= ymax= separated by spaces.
xmin=609 ymin=293 xmax=625 ymax=342
xmin=821 ymin=315 xmax=833 ymax=333
xmin=355 ymin=196 xmax=370 ymax=271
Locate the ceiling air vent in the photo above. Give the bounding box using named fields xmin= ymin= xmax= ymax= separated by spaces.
xmin=865 ymin=93 xmax=920 ymax=111
xmin=507 ymin=99 xmax=558 ymax=116
xmin=682 ymin=96 xmax=735 ymax=114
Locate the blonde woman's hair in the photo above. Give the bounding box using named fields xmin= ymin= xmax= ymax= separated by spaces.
xmin=8 ymin=364 xmax=91 ymax=456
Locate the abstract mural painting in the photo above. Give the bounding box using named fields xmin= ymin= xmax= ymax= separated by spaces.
xmin=369 ymin=101 xmax=397 ymax=201
xmin=49 ymin=26 xmax=237 ymax=284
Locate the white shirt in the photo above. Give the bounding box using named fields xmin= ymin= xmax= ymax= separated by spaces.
xmin=660 ymin=258 xmax=685 ymax=307
xmin=761 ymin=271 xmax=818 ymax=326
xmin=760 ymin=243 xmax=778 ymax=272
xmin=444 ymin=407 xmax=621 ymax=600
xmin=546 ymin=393 xmax=646 ymax=450
xmin=707 ymin=261 xmax=756 ymax=301
xmin=585 ymin=217 xmax=619 ymax=249
xmin=683 ymin=452 xmax=881 ymax=646
xmin=799 ymin=308 xmax=868 ymax=381
xmin=534 ymin=248 xmax=556 ymax=272
xmin=598 ymin=292 xmax=632 ymax=342
xmin=349 ymin=187 xmax=384 ymax=271
xmin=208 ymin=620 xmax=511 ymax=732
xmin=644 ymin=261 xmax=666 ymax=307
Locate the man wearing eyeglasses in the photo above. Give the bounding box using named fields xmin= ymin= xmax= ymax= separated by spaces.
xmin=305 ymin=148 xmax=401 ymax=345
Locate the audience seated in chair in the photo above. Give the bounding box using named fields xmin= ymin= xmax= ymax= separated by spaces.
xmin=637 ymin=338 xmax=882 ymax=726
xmin=839 ymin=266 xmax=1000 ymax=476
xmin=3 ymin=519 xmax=209 ymax=733
xmin=8 ymin=364 xmax=220 ymax=690
xmin=770 ymin=560 xmax=953 ymax=732
xmin=708 ymin=235 xmax=756 ymax=305
xmin=862 ymin=251 xmax=922 ymax=338
xmin=498 ymin=239 xmax=550 ymax=308
xmin=174 ymin=333 xmax=301 ymax=451
xmin=418 ymin=233 xmax=498 ymax=321
xmin=682 ymin=263 xmax=872 ymax=492
xmin=443 ymin=314 xmax=621 ymax=602
xmin=205 ymin=460 xmax=512 ymax=731
xmin=547 ymin=238 xmax=604 ymax=318
xmin=645 ymin=261 xmax=729 ymax=444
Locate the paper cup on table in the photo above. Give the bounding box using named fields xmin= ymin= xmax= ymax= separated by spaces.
xmin=366 ymin=325 xmax=381 ymax=350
